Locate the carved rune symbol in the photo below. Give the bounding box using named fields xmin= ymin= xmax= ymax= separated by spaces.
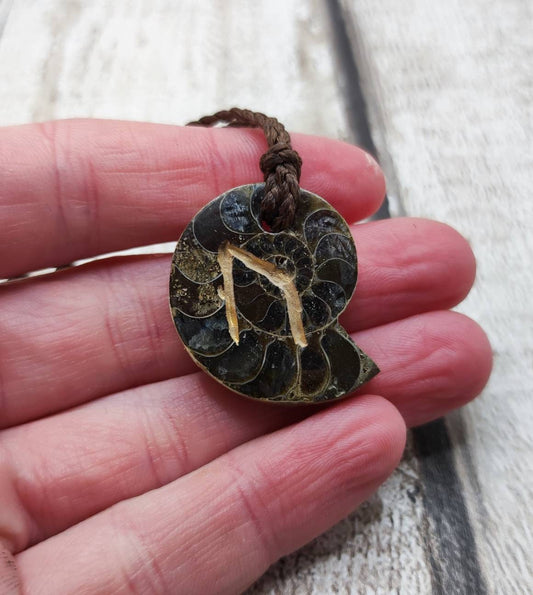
xmin=170 ymin=184 xmax=380 ymax=403
xmin=217 ymin=242 xmax=308 ymax=347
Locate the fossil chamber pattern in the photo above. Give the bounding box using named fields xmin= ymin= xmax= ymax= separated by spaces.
xmin=169 ymin=183 xmax=379 ymax=403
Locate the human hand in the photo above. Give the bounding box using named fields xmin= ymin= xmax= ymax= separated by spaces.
xmin=0 ymin=120 xmax=492 ymax=594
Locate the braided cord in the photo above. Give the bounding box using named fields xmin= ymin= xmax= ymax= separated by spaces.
xmin=189 ymin=108 xmax=302 ymax=231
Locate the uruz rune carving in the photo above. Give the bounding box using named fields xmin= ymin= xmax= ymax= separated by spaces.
xmin=169 ymin=183 xmax=379 ymax=404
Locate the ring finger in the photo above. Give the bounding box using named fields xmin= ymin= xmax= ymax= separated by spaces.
xmin=0 ymin=308 xmax=491 ymax=553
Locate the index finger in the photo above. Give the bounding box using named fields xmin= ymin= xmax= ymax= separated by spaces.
xmin=0 ymin=119 xmax=385 ymax=278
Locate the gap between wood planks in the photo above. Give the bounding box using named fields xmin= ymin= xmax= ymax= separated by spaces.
xmin=325 ymin=0 xmax=487 ymax=592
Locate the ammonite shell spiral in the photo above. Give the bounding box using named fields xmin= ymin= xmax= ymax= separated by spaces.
xmin=169 ymin=184 xmax=379 ymax=403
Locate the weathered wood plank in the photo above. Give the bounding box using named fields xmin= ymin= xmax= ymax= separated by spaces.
xmin=340 ymin=0 xmax=533 ymax=592
xmin=0 ymin=0 xmax=350 ymax=137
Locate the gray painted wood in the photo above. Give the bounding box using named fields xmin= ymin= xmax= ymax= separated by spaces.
xmin=340 ymin=1 xmax=533 ymax=593
xmin=0 ymin=0 xmax=348 ymax=136
xmin=0 ymin=0 xmax=531 ymax=592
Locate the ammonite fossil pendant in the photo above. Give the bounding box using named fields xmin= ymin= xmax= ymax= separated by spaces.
xmin=169 ymin=183 xmax=379 ymax=404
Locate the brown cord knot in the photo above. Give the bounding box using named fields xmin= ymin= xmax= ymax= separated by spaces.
xmin=259 ymin=142 xmax=302 ymax=179
xmin=188 ymin=108 xmax=302 ymax=231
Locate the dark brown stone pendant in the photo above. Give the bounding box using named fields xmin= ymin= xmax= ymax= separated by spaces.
xmin=169 ymin=183 xmax=379 ymax=404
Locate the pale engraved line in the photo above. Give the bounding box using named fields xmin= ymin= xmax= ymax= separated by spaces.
xmin=217 ymin=242 xmax=308 ymax=348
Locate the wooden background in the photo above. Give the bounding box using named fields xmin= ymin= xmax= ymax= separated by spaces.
xmin=0 ymin=0 xmax=531 ymax=592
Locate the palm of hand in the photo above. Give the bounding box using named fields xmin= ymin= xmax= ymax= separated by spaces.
xmin=0 ymin=120 xmax=491 ymax=594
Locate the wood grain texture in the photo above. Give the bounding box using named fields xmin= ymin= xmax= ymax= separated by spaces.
xmin=341 ymin=0 xmax=533 ymax=592
xmin=0 ymin=0 xmax=531 ymax=593
xmin=0 ymin=0 xmax=349 ymax=138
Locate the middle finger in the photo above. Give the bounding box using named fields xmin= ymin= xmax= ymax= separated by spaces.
xmin=0 ymin=217 xmax=475 ymax=428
